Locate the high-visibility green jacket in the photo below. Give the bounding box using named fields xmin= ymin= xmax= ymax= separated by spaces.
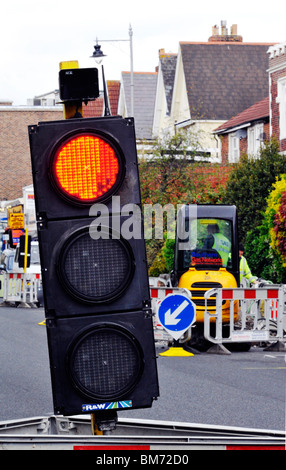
xmin=212 ymin=233 xmax=231 ymax=266
xmin=239 ymin=255 xmax=256 ymax=284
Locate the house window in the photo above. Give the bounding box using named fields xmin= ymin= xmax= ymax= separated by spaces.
xmin=229 ymin=133 xmax=240 ymax=163
xmin=247 ymin=123 xmax=264 ymax=158
xmin=278 ymin=78 xmax=286 ymax=140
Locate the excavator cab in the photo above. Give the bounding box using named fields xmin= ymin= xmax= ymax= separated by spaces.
xmin=173 ymin=204 xmax=239 ymax=326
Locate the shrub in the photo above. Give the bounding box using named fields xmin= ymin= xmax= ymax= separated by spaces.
xmin=245 ymin=175 xmax=286 ymax=282
xmin=273 ymin=192 xmax=286 ymax=264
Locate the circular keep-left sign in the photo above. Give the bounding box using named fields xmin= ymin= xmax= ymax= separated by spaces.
xmin=157 ymin=294 xmax=196 ymax=340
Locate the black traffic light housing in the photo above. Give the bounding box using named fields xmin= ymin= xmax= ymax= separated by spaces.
xmin=47 ymin=312 xmax=158 ymax=415
xmin=59 ymin=68 xmax=99 ymax=103
xmin=35 ymin=216 xmax=150 ymax=316
xmin=29 ymin=116 xmax=159 ymax=416
xmin=29 ymin=116 xmax=141 ymax=220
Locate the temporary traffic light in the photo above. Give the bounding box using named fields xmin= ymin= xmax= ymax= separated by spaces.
xmin=28 ymin=116 xmax=159 ymax=416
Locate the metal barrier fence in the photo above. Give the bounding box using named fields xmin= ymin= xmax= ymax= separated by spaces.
xmin=2 ymin=272 xmax=41 ymax=304
xmin=0 ymin=415 xmax=285 ymax=450
xmin=204 ymin=287 xmax=286 ymax=353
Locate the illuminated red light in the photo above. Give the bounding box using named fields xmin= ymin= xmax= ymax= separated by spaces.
xmin=54 ymin=134 xmax=120 ymax=201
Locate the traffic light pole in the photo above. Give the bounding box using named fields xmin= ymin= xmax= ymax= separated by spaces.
xmin=91 ymin=410 xmax=118 ymax=435
xmin=23 ymin=228 xmax=29 ymax=274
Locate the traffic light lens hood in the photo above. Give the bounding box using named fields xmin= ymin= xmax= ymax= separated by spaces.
xmin=57 ymin=226 xmax=135 ymax=303
xmin=51 ymin=132 xmax=124 ymax=204
xmin=68 ymin=324 xmax=144 ymax=400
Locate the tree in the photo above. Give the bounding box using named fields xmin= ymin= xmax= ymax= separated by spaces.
xmin=222 ymin=138 xmax=286 ymax=243
xmin=139 ymin=128 xmax=203 ymax=206
xmin=139 ymin=129 xmax=232 ymax=274
xmin=140 ymin=128 xmax=202 ymax=273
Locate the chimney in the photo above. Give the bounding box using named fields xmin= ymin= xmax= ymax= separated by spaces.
xmin=208 ymin=21 xmax=243 ymax=42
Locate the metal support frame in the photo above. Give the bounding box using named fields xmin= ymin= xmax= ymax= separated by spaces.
xmin=204 ymin=286 xmax=286 ymax=353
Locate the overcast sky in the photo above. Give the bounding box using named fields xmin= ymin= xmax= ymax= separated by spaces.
xmin=1 ymin=0 xmax=286 ymax=105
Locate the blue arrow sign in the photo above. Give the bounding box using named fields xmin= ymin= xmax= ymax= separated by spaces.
xmin=157 ymin=294 xmax=196 ymax=340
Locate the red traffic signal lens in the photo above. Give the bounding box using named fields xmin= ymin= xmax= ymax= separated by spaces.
xmin=53 ymin=134 xmax=122 ymax=203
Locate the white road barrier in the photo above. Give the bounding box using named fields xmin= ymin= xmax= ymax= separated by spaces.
xmin=2 ymin=272 xmax=41 ymax=304
xmin=204 ymin=286 xmax=286 ymax=352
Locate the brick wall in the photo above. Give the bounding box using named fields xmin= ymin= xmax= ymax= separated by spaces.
xmin=240 ymin=136 xmax=248 ymax=156
xmin=268 ymin=44 xmax=286 ymax=152
xmin=270 ymin=68 xmax=286 ymax=152
xmin=0 ymin=108 xmax=63 ymax=201
xmin=221 ymin=135 xmax=228 ymax=164
xmin=220 ymin=121 xmax=269 ymax=163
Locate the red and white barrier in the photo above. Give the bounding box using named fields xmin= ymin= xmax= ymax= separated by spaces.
xmin=150 ymin=286 xmax=183 ymax=300
xmin=221 ymin=288 xmax=280 ymax=300
xmin=270 ymin=300 xmax=278 ymax=320
xmin=204 ymin=287 xmax=286 ymax=351
xmin=2 ymin=272 xmax=41 ymax=304
xmin=72 ymin=444 xmax=285 ymax=451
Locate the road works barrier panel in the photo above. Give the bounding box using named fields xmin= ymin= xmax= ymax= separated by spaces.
xmin=204 ymin=287 xmax=286 ymax=353
xmin=2 ymin=272 xmax=41 ymax=304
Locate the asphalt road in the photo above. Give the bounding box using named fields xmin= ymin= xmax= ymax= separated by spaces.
xmin=0 ymin=306 xmax=285 ymax=431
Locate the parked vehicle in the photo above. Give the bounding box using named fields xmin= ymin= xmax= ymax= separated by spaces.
xmin=1 ymin=241 xmax=40 ymax=274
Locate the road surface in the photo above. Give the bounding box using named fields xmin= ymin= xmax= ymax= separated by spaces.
xmin=0 ymin=306 xmax=285 ymax=431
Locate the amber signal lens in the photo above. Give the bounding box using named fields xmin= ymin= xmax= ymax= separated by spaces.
xmin=54 ymin=134 xmax=120 ymax=202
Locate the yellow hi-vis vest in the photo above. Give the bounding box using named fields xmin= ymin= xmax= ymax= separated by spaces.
xmin=212 ymin=233 xmax=231 ymax=266
xmin=239 ymin=255 xmax=256 ymax=284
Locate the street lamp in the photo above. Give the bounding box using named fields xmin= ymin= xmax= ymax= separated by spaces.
xmin=90 ymin=39 xmax=110 ymax=116
xmin=91 ymin=41 xmax=106 ymax=63
xmin=91 ymin=25 xmax=134 ymax=117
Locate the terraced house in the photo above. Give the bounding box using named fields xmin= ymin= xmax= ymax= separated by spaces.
xmin=152 ymin=22 xmax=273 ymax=161
xmin=213 ymin=40 xmax=286 ymax=162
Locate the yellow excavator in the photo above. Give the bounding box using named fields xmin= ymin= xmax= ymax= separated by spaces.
xmin=171 ymin=204 xmax=240 ymax=350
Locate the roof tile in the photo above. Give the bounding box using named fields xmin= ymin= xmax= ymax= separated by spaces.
xmin=121 ymin=72 xmax=157 ymax=139
xmin=82 ymin=80 xmax=120 ymax=118
xmin=180 ymin=42 xmax=274 ymax=120
xmin=214 ymin=96 xmax=269 ymax=133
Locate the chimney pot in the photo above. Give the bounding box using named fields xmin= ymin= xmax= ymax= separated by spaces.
xmin=231 ymin=24 xmax=238 ymax=35
xmin=212 ymin=25 xmax=219 ymax=36
xmin=221 ymin=20 xmax=228 ymax=36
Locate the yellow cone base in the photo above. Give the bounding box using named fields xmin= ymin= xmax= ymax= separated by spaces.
xmin=159 ymin=347 xmax=194 ymax=357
